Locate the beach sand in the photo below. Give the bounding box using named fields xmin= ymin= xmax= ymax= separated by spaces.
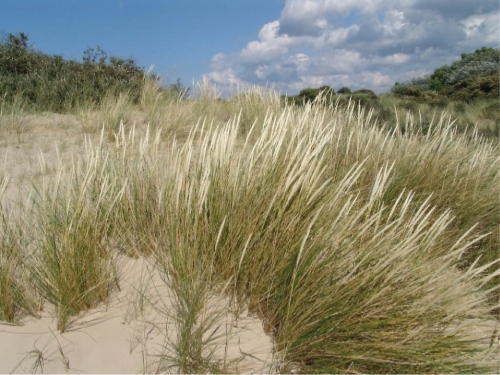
xmin=0 ymin=256 xmax=275 ymax=374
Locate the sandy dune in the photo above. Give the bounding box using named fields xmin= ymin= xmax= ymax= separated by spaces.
xmin=0 ymin=256 xmax=275 ymax=374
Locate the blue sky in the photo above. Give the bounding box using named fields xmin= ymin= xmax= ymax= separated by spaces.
xmin=2 ymin=0 xmax=499 ymax=96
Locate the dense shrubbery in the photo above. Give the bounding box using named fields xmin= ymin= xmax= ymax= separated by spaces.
xmin=0 ymin=32 xmax=151 ymax=112
xmin=285 ymin=85 xmax=335 ymax=105
xmin=345 ymin=89 xmax=379 ymax=108
xmin=392 ymin=47 xmax=499 ymax=102
xmin=435 ymin=47 xmax=499 ymax=86
xmin=283 ymin=86 xmax=378 ymax=108
xmin=336 ymin=86 xmax=352 ymax=94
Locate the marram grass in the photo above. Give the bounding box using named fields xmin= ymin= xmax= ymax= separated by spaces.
xmin=0 ymin=86 xmax=498 ymax=372
xmin=25 ymin=133 xmax=125 ymax=331
xmin=140 ymin=101 xmax=498 ymax=373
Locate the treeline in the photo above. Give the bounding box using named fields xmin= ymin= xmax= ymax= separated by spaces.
xmin=0 ymin=32 xmax=147 ymax=111
xmin=285 ymin=47 xmax=499 ymax=106
xmin=284 ymin=85 xmax=379 ymax=107
xmin=0 ymin=32 xmax=188 ymax=112
xmin=392 ymin=47 xmax=499 ymax=102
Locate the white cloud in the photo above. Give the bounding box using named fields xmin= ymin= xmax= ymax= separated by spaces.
xmin=238 ymin=20 xmax=307 ymax=63
xmin=460 ymin=12 xmax=499 ymax=44
xmin=324 ymin=25 xmax=360 ymax=46
xmin=239 ymin=39 xmax=288 ymax=63
xmin=255 ymin=65 xmax=269 ymax=79
xmin=258 ymin=20 xmax=280 ymax=41
xmin=205 ymin=0 xmax=499 ymax=96
xmin=360 ymin=71 xmax=394 ymax=87
xmin=326 ymin=49 xmax=364 ymax=73
xmin=315 ymin=18 xmax=328 ymax=29
xmin=293 ymin=53 xmax=310 ymax=71
xmin=282 ymin=0 xmax=383 ymax=20
xmin=381 ymin=10 xmax=407 ymax=36
xmin=380 ymin=53 xmax=411 ymax=65
xmin=210 ymin=52 xmax=231 ymax=70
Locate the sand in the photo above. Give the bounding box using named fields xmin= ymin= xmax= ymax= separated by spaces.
xmin=0 ymin=256 xmax=275 ymax=374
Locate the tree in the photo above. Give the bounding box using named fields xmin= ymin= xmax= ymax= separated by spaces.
xmin=337 ymin=87 xmax=352 ymax=94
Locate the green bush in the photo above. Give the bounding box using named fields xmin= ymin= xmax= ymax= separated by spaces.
xmin=392 ymin=77 xmax=431 ymax=94
xmin=337 ymin=86 xmax=352 ymax=94
xmin=392 ymin=47 xmax=499 ymax=104
xmin=445 ymin=74 xmax=500 ymax=102
xmin=285 ymin=85 xmax=336 ymax=105
xmin=348 ymin=89 xmax=379 ymax=108
xmin=0 ymin=32 xmax=147 ymax=112
xmin=353 ymin=89 xmax=377 ymax=98
xmin=428 ymin=97 xmax=449 ymax=109
xmin=298 ymin=88 xmax=321 ymax=103
xmin=401 ymin=101 xmax=419 ymax=112
xmin=392 ymin=85 xmax=424 ymax=98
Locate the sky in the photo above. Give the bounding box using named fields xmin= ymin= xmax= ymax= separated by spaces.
xmin=1 ymin=0 xmax=499 ymax=96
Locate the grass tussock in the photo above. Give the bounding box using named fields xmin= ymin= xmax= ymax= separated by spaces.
xmin=0 ymin=173 xmax=42 ymax=322
xmin=25 ymin=134 xmax=125 ymax=331
xmin=0 ymin=83 xmax=498 ymax=373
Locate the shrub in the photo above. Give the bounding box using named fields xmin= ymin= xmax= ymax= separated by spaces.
xmin=0 ymin=32 xmax=148 ymax=112
xmin=298 ymin=88 xmax=320 ymax=103
xmin=445 ymin=74 xmax=500 ymax=102
xmin=319 ymin=85 xmax=335 ymax=95
xmin=392 ymin=47 xmax=499 ymax=103
xmin=293 ymin=86 xmax=336 ymax=105
xmin=353 ymin=88 xmax=377 ymax=98
xmin=392 ymin=77 xmax=431 ymax=93
xmin=401 ymin=101 xmax=419 ymax=112
xmin=482 ymin=101 xmax=500 ymax=120
xmin=392 ymin=85 xmax=424 ymax=98
xmin=337 ymin=86 xmax=352 ymax=94
xmin=446 ymin=47 xmax=500 ymax=85
xmin=428 ymin=97 xmax=449 ymax=109
xmin=349 ymin=89 xmax=379 ymax=108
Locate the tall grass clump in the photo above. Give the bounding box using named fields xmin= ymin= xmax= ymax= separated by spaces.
xmin=109 ymin=124 xmax=233 ymax=372
xmin=0 ymin=174 xmax=41 ymax=322
xmin=225 ymin=84 xmax=282 ymax=135
xmin=137 ymin=78 xmax=198 ymax=139
xmin=153 ymin=259 xmax=228 ymax=374
xmin=106 ymin=91 xmax=498 ymax=372
xmin=341 ymin=104 xmax=499 ymax=302
xmin=108 ymin=124 xmax=167 ymax=258
xmin=26 ymin=133 xmax=125 ymax=331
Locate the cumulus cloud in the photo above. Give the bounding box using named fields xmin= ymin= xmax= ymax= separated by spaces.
xmin=460 ymin=12 xmax=499 ymax=46
xmin=205 ymin=0 xmax=499 ymax=96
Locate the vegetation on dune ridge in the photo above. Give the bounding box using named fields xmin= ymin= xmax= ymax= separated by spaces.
xmin=393 ymin=47 xmax=499 ymax=99
xmin=0 ymin=32 xmax=499 ymax=373
xmin=283 ymin=47 xmax=499 ymax=139
xmin=0 ymin=31 xmax=498 ymax=138
xmin=0 ymin=32 xmax=188 ymax=113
